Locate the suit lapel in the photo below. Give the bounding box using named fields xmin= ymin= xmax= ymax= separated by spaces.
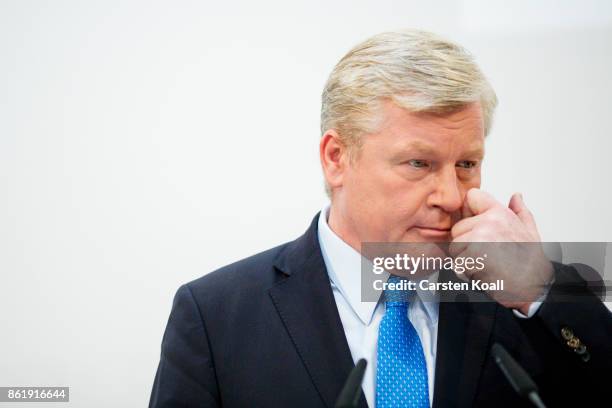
xmin=269 ymin=213 xmax=368 ymax=408
xmin=432 ymin=270 xmax=497 ymax=408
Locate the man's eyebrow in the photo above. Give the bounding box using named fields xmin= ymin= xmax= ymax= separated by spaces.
xmin=462 ymin=146 xmax=485 ymax=159
xmin=393 ymin=141 xmax=485 ymax=158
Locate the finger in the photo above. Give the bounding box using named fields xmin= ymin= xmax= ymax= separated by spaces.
xmin=454 ymin=268 xmax=470 ymax=282
xmin=447 ymin=240 xmax=480 ymax=280
xmin=451 ymin=215 xmax=481 ymax=239
xmin=461 ymin=195 xmax=474 ymax=219
xmin=448 ymin=238 xmax=470 ymax=258
xmin=465 ymin=188 xmax=501 ymax=216
xmin=508 ymin=192 xmax=537 ymax=231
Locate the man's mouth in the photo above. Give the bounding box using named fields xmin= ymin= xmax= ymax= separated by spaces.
xmin=413 ymin=226 xmax=451 ymax=238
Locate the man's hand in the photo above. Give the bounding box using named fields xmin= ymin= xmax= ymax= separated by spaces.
xmin=449 ymin=188 xmax=554 ymax=315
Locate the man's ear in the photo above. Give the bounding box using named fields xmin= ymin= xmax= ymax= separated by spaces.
xmin=319 ymin=129 xmax=348 ymax=192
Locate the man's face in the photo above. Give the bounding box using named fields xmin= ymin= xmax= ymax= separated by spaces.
xmin=330 ymin=100 xmax=485 ymax=247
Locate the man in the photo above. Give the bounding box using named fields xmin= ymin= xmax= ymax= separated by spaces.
xmin=150 ymin=30 xmax=611 ymax=407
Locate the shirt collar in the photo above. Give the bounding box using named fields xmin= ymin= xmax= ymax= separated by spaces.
xmin=317 ymin=205 xmax=439 ymax=326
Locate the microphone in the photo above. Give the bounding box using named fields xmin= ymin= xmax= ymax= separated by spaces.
xmin=335 ymin=359 xmax=367 ymax=408
xmin=491 ymin=343 xmax=546 ymax=408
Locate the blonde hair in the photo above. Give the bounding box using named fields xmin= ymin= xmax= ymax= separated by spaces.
xmin=321 ymin=29 xmax=498 ymax=197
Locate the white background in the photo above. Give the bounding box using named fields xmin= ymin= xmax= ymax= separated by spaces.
xmin=1 ymin=1 xmax=611 ymax=406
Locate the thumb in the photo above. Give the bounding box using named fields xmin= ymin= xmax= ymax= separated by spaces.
xmin=465 ymin=188 xmax=499 ymax=216
xmin=508 ymin=192 xmax=537 ymax=231
xmin=460 ymin=196 xmax=474 ymax=219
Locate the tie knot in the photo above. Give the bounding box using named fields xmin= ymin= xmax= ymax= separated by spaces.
xmin=383 ymin=275 xmax=412 ymax=305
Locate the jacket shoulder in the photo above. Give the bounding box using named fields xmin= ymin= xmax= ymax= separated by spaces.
xmin=183 ymin=241 xmax=291 ymax=301
xmin=176 ymin=212 xmax=321 ymax=308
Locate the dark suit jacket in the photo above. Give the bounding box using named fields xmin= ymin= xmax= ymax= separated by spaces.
xmin=150 ymin=213 xmax=612 ymax=407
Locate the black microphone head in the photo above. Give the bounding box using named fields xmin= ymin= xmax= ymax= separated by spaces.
xmin=335 ymin=359 xmax=367 ymax=408
xmin=491 ymin=343 xmax=538 ymax=397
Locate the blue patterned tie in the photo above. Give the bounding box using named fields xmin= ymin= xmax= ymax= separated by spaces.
xmin=376 ymin=275 xmax=429 ymax=408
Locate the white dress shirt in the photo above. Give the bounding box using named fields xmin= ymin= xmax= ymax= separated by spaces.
xmin=316 ymin=205 xmax=544 ymax=407
xmin=317 ymin=206 xmax=439 ymax=407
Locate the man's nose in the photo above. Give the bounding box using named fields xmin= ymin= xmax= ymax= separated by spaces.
xmin=427 ymin=167 xmax=464 ymax=213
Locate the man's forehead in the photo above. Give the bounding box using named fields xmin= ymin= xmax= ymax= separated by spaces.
xmin=399 ymin=139 xmax=483 ymax=151
xmin=378 ymin=99 xmax=484 ymax=123
xmin=376 ymin=100 xmax=484 ymax=134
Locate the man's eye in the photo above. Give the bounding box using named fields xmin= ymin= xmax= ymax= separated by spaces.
xmin=408 ymin=159 xmax=429 ymax=168
xmin=457 ymin=160 xmax=477 ymax=169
